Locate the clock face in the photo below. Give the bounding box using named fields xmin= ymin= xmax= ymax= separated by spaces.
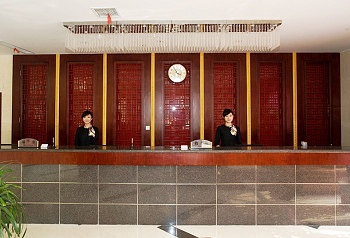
xmin=168 ymin=64 xmax=187 ymax=83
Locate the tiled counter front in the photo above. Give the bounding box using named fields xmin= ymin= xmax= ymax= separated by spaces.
xmin=5 ymin=164 xmax=350 ymax=226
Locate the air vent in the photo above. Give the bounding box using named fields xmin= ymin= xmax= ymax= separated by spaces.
xmin=91 ymin=8 xmax=119 ymax=17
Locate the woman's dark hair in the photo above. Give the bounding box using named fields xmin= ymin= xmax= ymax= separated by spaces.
xmin=82 ymin=110 xmax=93 ymax=118
xmin=222 ymin=108 xmax=233 ymax=117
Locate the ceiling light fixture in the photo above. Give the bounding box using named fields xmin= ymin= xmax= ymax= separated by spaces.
xmin=63 ymin=20 xmax=282 ymax=53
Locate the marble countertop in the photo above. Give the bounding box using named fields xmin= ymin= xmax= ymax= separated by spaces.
xmin=1 ymin=144 xmax=349 ymax=153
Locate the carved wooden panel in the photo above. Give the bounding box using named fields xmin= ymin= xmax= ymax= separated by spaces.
xmin=68 ymin=63 xmax=94 ymax=145
xmin=259 ymin=62 xmax=283 ymax=146
xmin=213 ymin=62 xmax=238 ymax=138
xmin=115 ymin=63 xmax=142 ymax=146
xmin=304 ymin=62 xmax=330 ymax=146
xmin=22 ymin=64 xmax=47 ymax=143
xmin=251 ymin=53 xmax=293 ymax=146
xmin=163 ymin=63 xmax=191 ymax=146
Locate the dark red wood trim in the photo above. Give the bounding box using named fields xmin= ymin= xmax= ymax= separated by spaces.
xmin=1 ymin=149 xmax=350 ymax=166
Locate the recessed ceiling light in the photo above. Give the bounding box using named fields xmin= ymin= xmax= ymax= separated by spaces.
xmin=91 ymin=8 xmax=119 ymax=17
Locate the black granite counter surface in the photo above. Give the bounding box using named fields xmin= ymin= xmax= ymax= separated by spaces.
xmin=1 ymin=144 xmax=349 ymax=153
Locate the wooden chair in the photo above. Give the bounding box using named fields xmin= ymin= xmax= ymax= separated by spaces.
xmin=17 ymin=138 xmax=39 ymax=148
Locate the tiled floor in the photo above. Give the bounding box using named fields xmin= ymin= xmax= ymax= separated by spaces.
xmin=23 ymin=225 xmax=350 ymax=238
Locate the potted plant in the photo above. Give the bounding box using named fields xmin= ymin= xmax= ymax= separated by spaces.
xmin=0 ymin=166 xmax=25 ymax=238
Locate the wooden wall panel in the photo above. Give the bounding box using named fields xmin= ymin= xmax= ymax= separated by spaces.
xmin=204 ymin=53 xmax=247 ymax=144
xmin=258 ymin=62 xmax=283 ymax=145
xmin=12 ymin=55 xmax=56 ymax=145
xmin=155 ymin=54 xmax=200 ymax=146
xmin=251 ymin=53 xmax=293 ymax=146
xmin=67 ymin=63 xmax=95 ymax=145
xmin=115 ymin=63 xmax=142 ymax=146
xmin=297 ymin=53 xmax=341 ymax=146
xmin=59 ymin=54 xmax=103 ymax=146
xmin=22 ymin=64 xmax=48 ymax=143
xmin=11 ymin=53 xmax=340 ymax=148
xmin=163 ymin=62 xmax=192 ymax=146
xmin=213 ymin=62 xmax=238 ymax=134
xmin=106 ymin=54 xmax=151 ymax=146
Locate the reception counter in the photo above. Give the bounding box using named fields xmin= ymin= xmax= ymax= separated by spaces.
xmin=1 ymin=145 xmax=350 ymax=165
xmin=1 ymin=146 xmax=350 ymax=226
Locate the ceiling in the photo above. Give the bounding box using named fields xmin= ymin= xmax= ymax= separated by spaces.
xmin=1 ymin=0 xmax=350 ymax=55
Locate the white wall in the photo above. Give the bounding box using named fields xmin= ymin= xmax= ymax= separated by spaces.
xmin=0 ymin=55 xmax=13 ymax=144
xmin=341 ymin=50 xmax=350 ymax=147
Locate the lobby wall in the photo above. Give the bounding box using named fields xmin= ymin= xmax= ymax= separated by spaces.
xmin=0 ymin=55 xmax=13 ymax=144
xmin=1 ymin=53 xmax=350 ymax=145
xmin=340 ymin=50 xmax=350 ymax=146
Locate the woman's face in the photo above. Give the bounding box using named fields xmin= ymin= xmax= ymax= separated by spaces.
xmin=83 ymin=114 xmax=92 ymax=124
xmin=224 ymin=113 xmax=233 ymax=124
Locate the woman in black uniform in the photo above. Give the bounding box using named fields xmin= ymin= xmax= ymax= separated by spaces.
xmin=74 ymin=110 xmax=99 ymax=147
xmin=214 ymin=108 xmax=242 ymax=147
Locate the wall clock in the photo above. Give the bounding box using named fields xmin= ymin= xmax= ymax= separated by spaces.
xmin=168 ymin=64 xmax=187 ymax=83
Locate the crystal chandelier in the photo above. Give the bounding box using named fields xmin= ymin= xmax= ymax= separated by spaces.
xmin=64 ymin=20 xmax=281 ymax=53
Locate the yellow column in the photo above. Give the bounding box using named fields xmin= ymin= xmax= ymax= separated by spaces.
xmin=102 ymin=53 xmax=107 ymax=145
xmin=200 ymin=52 xmax=205 ymax=139
xmin=151 ymin=53 xmax=156 ymax=147
xmin=55 ymin=54 xmax=60 ymax=147
xmin=246 ymin=53 xmax=251 ymax=144
xmin=293 ymin=52 xmax=298 ymax=147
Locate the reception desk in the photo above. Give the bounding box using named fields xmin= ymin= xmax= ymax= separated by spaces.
xmin=1 ymin=146 xmax=350 ymax=226
xmin=1 ymin=145 xmax=350 ymax=165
